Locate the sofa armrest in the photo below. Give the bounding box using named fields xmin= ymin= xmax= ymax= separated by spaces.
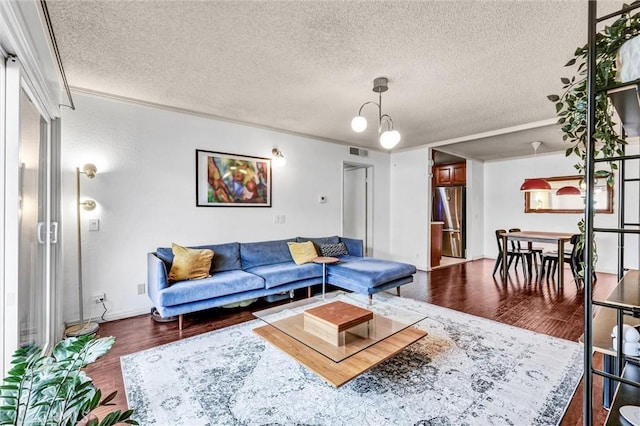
xmin=148 ymin=252 xmax=170 ymax=306
xmin=340 ymin=237 xmax=363 ymax=257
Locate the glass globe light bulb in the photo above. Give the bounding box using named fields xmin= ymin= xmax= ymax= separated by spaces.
xmin=273 ymin=156 xmax=286 ymax=167
xmin=380 ymin=130 xmax=401 ymax=149
xmin=351 ymin=116 xmax=367 ymax=133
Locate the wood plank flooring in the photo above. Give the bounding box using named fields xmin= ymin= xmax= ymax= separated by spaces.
xmin=85 ymin=258 xmax=618 ymax=424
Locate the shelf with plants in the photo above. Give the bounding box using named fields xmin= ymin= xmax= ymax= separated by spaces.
xmin=550 ymin=1 xmax=640 ymax=424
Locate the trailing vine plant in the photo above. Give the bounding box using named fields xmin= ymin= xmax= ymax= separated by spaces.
xmin=547 ymin=3 xmax=640 ymax=275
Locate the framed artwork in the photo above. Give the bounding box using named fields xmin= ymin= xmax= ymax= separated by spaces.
xmin=196 ymin=150 xmax=271 ymax=207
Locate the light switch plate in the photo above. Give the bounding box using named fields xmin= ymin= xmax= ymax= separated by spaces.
xmin=88 ymin=219 xmax=100 ymax=231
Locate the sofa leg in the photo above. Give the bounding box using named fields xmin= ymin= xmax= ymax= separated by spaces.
xmin=307 ymin=286 xmax=311 ymax=298
xmin=368 ymin=294 xmax=373 ymax=305
xmin=178 ymin=314 xmax=183 ymax=331
xmin=396 ymin=287 xmax=401 ymax=297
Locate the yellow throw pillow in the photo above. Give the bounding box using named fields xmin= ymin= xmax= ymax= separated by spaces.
xmin=168 ymin=243 xmax=214 ymax=282
xmin=287 ymin=241 xmax=318 ymax=265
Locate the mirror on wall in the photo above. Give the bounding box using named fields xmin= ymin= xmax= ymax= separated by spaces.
xmin=524 ymin=175 xmax=613 ymax=214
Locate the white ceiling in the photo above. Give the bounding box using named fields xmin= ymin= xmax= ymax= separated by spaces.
xmin=44 ymin=0 xmax=621 ymax=160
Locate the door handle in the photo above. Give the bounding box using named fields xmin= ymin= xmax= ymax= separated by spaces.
xmin=36 ymin=222 xmax=59 ymax=244
xmin=51 ymin=222 xmax=58 ymax=244
xmin=36 ymin=222 xmax=46 ymax=244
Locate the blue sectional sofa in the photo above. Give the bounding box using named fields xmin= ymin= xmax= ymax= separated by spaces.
xmin=147 ymin=236 xmax=416 ymax=329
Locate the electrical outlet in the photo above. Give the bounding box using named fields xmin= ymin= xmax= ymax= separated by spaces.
xmin=92 ymin=292 xmax=105 ymax=304
xmin=137 ymin=283 xmax=145 ymax=295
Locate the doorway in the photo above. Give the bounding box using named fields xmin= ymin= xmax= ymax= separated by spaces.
xmin=342 ymin=162 xmax=373 ymax=256
xmin=431 ymin=149 xmax=467 ymax=269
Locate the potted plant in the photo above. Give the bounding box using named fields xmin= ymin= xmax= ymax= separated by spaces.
xmin=548 ymin=6 xmax=640 ymax=177
xmin=547 ymin=4 xmax=640 ymax=271
xmin=0 ymin=334 xmax=137 ymax=426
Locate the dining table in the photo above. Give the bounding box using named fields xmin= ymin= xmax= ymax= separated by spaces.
xmin=501 ymin=231 xmax=575 ymax=287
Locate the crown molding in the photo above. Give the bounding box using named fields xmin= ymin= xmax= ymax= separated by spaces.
xmin=0 ymin=0 xmax=65 ymax=117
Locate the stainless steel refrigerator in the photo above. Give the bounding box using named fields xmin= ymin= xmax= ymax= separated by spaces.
xmin=433 ymin=186 xmax=465 ymax=258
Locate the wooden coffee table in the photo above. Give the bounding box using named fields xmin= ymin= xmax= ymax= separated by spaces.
xmin=253 ymin=294 xmax=427 ymax=387
xmin=304 ymin=301 xmax=374 ymax=346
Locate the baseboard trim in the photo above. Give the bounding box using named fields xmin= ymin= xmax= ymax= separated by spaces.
xmin=99 ymin=307 xmax=153 ymax=322
xmin=64 ymin=306 xmax=152 ymax=326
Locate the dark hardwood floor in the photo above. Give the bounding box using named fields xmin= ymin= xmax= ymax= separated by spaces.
xmin=86 ymin=258 xmax=617 ymax=425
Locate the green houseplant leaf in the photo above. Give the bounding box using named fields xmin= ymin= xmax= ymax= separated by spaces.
xmin=548 ymin=4 xmax=640 ymax=272
xmin=548 ymin=7 xmax=639 ymax=178
xmin=0 ymin=335 xmax=137 ymax=426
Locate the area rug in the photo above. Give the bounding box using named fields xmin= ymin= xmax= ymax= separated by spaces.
xmin=121 ymin=292 xmax=582 ymax=425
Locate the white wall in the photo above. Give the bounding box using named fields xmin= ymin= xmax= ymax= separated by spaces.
xmin=466 ymin=159 xmax=485 ymax=260
xmin=61 ymin=93 xmax=392 ymax=322
xmin=483 ymin=151 xmax=639 ymax=273
xmin=389 ymin=147 xmax=431 ymax=269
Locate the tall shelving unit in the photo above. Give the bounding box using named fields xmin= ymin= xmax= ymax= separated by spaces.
xmin=584 ymin=1 xmax=640 ymax=425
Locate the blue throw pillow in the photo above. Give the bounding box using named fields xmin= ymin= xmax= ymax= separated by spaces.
xmin=156 ymin=247 xmax=174 ymax=269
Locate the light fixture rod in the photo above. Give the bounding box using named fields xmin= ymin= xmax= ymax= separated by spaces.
xmin=357 ymin=100 xmax=379 ymax=116
xmin=76 ymin=167 xmax=84 ymax=329
xmin=531 ymin=141 xmax=542 ymax=154
xmin=378 ymin=90 xmax=383 ymax=132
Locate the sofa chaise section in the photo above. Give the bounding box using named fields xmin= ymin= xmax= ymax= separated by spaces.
xmin=326 ymin=255 xmax=416 ymax=298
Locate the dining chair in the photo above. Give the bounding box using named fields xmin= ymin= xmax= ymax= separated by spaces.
xmin=492 ymin=229 xmax=531 ymax=280
xmin=539 ymin=234 xmax=586 ymax=288
xmin=508 ymin=228 xmax=542 ymax=279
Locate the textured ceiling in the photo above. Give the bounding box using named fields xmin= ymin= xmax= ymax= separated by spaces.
xmin=45 ymin=1 xmax=620 ymax=158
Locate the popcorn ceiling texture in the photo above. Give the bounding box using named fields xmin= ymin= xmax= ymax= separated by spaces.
xmin=46 ymin=1 xmax=593 ymax=155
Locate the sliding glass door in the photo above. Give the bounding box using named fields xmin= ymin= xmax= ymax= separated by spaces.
xmin=18 ymin=88 xmax=48 ymax=348
xmin=2 ymin=56 xmax=55 ymax=374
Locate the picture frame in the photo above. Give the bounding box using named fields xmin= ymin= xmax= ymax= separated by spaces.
xmin=523 ymin=174 xmax=613 ymax=214
xmin=196 ymin=149 xmax=271 ymax=207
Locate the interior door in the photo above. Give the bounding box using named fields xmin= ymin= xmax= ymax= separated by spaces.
xmin=343 ymin=163 xmax=373 ymax=256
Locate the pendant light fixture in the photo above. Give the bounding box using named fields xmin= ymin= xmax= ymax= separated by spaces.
xmin=351 ymin=77 xmax=401 ymax=150
xmin=520 ymin=141 xmax=551 ymax=191
xmin=556 ymin=185 xmax=581 ymax=196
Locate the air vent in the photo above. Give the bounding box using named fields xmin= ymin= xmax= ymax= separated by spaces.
xmin=349 ymin=146 xmax=368 ymax=157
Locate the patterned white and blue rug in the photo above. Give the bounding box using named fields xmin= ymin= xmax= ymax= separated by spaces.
xmin=121 ymin=292 xmax=582 ymax=425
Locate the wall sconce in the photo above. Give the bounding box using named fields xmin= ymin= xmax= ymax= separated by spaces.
xmin=351 ymin=77 xmax=401 ymax=150
xmin=272 ymin=148 xmax=286 ymax=166
xmin=65 ymin=163 xmax=100 ymax=337
xmin=82 ymin=163 xmax=97 ymax=178
xmin=80 ymin=199 xmax=96 ymax=210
